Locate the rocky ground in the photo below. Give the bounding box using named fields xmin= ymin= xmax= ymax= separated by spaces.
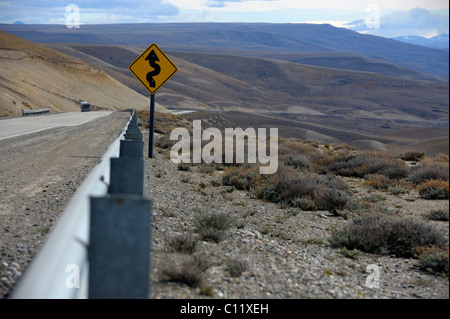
xmin=146 ymin=130 xmax=449 ymax=299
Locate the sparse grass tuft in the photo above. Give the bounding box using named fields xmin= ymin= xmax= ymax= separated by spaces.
xmin=178 ymin=163 xmax=191 ymax=171
xmin=226 ymin=257 xmax=248 ymax=277
xmin=169 ymin=233 xmax=197 ymax=254
xmin=195 ymin=211 xmax=232 ymax=242
xmin=304 ymin=237 xmax=325 ymax=245
xmin=160 ymin=254 xmax=210 ymax=288
xmin=339 ymin=247 xmax=361 ymax=260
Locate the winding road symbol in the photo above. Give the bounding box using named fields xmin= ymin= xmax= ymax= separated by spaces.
xmin=128 ymin=43 xmax=177 ymax=94
xmin=145 ymin=49 xmax=161 ymax=88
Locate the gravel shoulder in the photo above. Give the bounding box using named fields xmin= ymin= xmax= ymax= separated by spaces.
xmin=0 ymin=110 xmax=131 ymax=298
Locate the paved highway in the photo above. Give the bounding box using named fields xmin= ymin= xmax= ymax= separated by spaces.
xmin=0 ymin=110 xmax=130 ymax=298
xmin=0 ymin=111 xmax=112 ymax=141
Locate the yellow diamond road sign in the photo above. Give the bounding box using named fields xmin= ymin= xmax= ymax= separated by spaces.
xmin=129 ymin=43 xmax=177 ymax=94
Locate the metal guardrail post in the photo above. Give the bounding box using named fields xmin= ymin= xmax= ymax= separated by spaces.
xmin=108 ymin=157 xmax=145 ymax=196
xmin=88 ymin=195 xmax=151 ymax=299
xmin=88 ymin=109 xmax=152 ymax=299
xmin=120 ymin=139 xmax=144 ymax=158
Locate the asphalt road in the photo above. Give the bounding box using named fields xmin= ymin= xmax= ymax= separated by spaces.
xmin=0 ymin=110 xmax=130 ymax=298
xmin=0 ymin=111 xmax=112 ymax=141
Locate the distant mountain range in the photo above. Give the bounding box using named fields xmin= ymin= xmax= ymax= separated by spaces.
xmin=0 ymin=23 xmax=448 ymax=156
xmin=392 ymin=34 xmax=449 ymax=50
xmin=0 ymin=23 xmax=448 ymax=80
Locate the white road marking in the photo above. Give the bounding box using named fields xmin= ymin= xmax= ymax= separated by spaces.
xmin=0 ymin=112 xmax=112 ymax=141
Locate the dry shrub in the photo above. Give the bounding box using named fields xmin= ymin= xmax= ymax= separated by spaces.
xmin=160 ymin=254 xmax=210 ymax=288
xmin=321 ymin=151 xmax=409 ymax=179
xmin=195 ymin=211 xmax=233 ymax=243
xmin=408 ymin=162 xmax=449 ymax=185
xmin=415 ymin=244 xmax=449 ymax=275
xmin=434 ymin=153 xmax=449 ymax=163
xmin=282 ymin=153 xmax=310 ymax=171
xmin=422 ymin=153 xmax=450 ymax=163
xmin=278 ymin=137 xmax=317 ymax=156
xmin=364 ymin=174 xmax=391 ymax=190
xmin=399 ymin=151 xmax=425 ymax=162
xmin=416 ymin=180 xmax=449 ymax=199
xmin=255 ymin=165 xmax=353 ymax=213
xmin=222 ymin=165 xmax=271 ymax=191
xmin=425 ymin=209 xmax=449 ymax=221
xmin=169 ymin=233 xmax=197 ymax=254
xmin=330 ymin=214 xmax=447 ymax=258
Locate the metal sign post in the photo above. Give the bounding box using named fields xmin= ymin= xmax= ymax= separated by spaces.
xmin=149 ymin=93 xmax=155 ymax=158
xmin=128 ymin=43 xmax=177 ymax=159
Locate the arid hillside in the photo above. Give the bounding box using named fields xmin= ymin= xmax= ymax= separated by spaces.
xmin=47 ymin=43 xmax=449 ymax=156
xmin=0 ymin=30 xmax=167 ymax=117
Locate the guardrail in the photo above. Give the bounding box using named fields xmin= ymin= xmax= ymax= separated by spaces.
xmin=10 ymin=109 xmax=152 ymax=299
xmin=22 ymin=108 xmax=50 ymax=116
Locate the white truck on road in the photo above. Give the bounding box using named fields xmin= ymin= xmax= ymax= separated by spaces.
xmin=80 ymin=101 xmax=92 ymax=112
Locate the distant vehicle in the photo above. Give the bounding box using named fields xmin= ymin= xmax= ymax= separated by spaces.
xmin=80 ymin=101 xmax=92 ymax=112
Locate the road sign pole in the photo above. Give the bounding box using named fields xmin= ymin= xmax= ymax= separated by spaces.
xmin=128 ymin=43 xmax=177 ymax=158
xmin=149 ymin=93 xmax=155 ymax=158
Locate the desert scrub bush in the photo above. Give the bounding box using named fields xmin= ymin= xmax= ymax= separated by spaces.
xmin=329 ymin=214 xmax=447 ymax=258
xmin=415 ymin=244 xmax=449 ymax=275
xmin=433 ymin=153 xmax=449 ymax=163
xmin=278 ymin=137 xmax=318 ymax=156
xmin=364 ymin=174 xmax=391 ymax=190
xmin=416 ymin=180 xmax=449 ymax=199
xmin=210 ymin=179 xmax=221 ymax=187
xmin=339 ymin=247 xmax=361 ymax=260
xmin=169 ymin=233 xmax=197 ymax=254
xmin=425 ymin=209 xmax=449 ymax=221
xmin=388 ymin=186 xmax=409 ymax=195
xmin=177 ymin=163 xmax=191 ymax=171
xmin=255 ymin=165 xmax=353 ymax=213
xmin=155 ymin=133 xmax=175 ymax=150
xmin=195 ymin=211 xmax=232 ymax=242
xmin=290 ymin=197 xmax=317 ymax=211
xmin=408 ymin=162 xmax=449 ymax=185
xmin=304 ymin=237 xmax=325 ymax=245
xmin=222 ymin=165 xmax=271 ymax=191
xmin=282 ymin=153 xmax=310 ymax=171
xmin=399 ymin=151 xmax=425 ymax=162
xmin=160 ymin=254 xmax=210 ymax=288
xmin=321 ymin=151 xmax=408 ymax=179
xmin=316 ymin=188 xmax=353 ymax=214
xmin=225 ymin=257 xmax=248 ymax=277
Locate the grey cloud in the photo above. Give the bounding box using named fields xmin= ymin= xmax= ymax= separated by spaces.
xmin=347 ymin=8 xmax=449 ymax=38
xmin=0 ymin=0 xmax=179 ymax=24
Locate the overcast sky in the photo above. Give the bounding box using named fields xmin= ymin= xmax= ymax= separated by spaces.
xmin=0 ymin=0 xmax=448 ymax=38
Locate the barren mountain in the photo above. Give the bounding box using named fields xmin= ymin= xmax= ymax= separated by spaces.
xmin=1 ymin=23 xmax=448 ymax=79
xmin=45 ymin=42 xmax=449 ymax=156
xmin=0 ymin=30 xmax=167 ymax=117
